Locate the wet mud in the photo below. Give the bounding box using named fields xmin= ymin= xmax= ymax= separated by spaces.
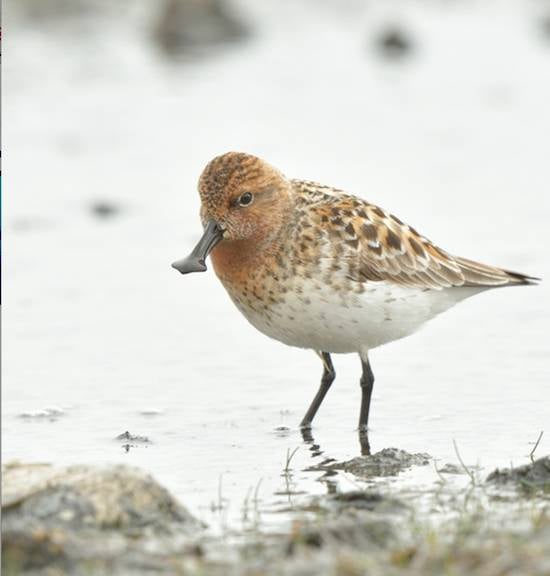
xmin=3 ymin=453 xmax=550 ymax=575
xmin=487 ymin=456 xmax=550 ymax=491
xmin=308 ymin=447 xmax=432 ymax=478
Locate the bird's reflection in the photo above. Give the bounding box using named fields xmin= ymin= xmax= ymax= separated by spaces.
xmin=300 ymin=426 xmax=372 ymax=457
xmin=300 ymin=426 xmax=323 ymax=457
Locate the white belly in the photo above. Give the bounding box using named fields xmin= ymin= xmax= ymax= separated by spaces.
xmin=230 ymin=280 xmax=483 ymax=354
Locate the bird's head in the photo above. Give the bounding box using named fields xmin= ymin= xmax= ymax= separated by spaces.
xmin=172 ymin=152 xmax=291 ymax=274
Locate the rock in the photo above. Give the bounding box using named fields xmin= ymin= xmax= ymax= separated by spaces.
xmin=437 ymin=463 xmax=466 ymax=475
xmin=374 ymin=26 xmax=414 ymax=59
xmin=153 ymin=0 xmax=248 ymax=57
xmin=2 ymin=462 xmax=203 ymax=574
xmin=308 ymin=447 xmax=431 ymax=478
xmin=486 ymin=456 xmax=550 ymax=491
xmin=115 ymin=430 xmax=151 ymax=443
xmin=90 ymin=201 xmax=120 ymax=219
xmin=115 ymin=431 xmax=152 ymax=454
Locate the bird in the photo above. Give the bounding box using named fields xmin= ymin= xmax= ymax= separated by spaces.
xmin=172 ymin=152 xmax=539 ymax=448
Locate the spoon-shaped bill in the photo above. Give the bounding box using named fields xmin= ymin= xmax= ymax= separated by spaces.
xmin=171 ymin=220 xmax=223 ymax=275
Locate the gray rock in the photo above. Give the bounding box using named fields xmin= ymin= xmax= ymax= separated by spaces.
xmin=437 ymin=463 xmax=466 ymax=475
xmin=90 ymin=201 xmax=121 ymax=219
xmin=374 ymin=26 xmax=414 ymax=59
xmin=2 ymin=462 xmax=203 ymax=575
xmin=153 ymin=0 xmax=248 ymax=57
xmin=116 ymin=430 xmax=152 ymax=443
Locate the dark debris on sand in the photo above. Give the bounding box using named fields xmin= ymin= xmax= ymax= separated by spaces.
xmin=153 ymin=0 xmax=248 ymax=57
xmin=487 ymin=456 xmax=550 ymax=491
xmin=374 ymin=26 xmax=414 ymax=59
xmin=90 ymin=201 xmax=121 ymax=219
xmin=116 ymin=430 xmax=151 ymax=443
xmin=308 ymin=447 xmax=431 ymax=478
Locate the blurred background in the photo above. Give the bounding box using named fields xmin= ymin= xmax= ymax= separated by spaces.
xmin=3 ymin=0 xmax=550 ymax=528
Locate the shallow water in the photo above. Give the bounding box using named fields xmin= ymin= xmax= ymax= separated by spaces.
xmin=3 ymin=0 xmax=550 ymax=531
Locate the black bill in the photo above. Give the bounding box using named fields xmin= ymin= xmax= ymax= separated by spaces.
xmin=171 ymin=220 xmax=223 ymax=274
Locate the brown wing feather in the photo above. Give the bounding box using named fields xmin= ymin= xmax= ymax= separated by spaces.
xmin=355 ymin=204 xmax=539 ymax=289
xmin=293 ymin=181 xmax=539 ymax=290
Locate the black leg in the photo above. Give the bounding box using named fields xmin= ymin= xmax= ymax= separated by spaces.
xmin=358 ymin=354 xmax=374 ymax=456
xmin=300 ymin=352 xmax=335 ymax=428
xmin=358 ymin=431 xmax=371 ymax=456
xmin=358 ymin=354 xmax=375 ymax=432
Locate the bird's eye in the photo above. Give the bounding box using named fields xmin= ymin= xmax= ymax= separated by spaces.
xmin=238 ymin=192 xmax=254 ymax=207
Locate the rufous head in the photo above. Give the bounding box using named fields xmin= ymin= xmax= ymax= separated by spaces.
xmin=172 ymin=152 xmax=291 ymax=275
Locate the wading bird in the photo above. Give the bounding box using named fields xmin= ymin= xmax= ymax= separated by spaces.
xmin=172 ymin=152 xmax=538 ymax=451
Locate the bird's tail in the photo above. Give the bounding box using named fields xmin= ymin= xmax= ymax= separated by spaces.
xmin=455 ymin=256 xmax=541 ymax=287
